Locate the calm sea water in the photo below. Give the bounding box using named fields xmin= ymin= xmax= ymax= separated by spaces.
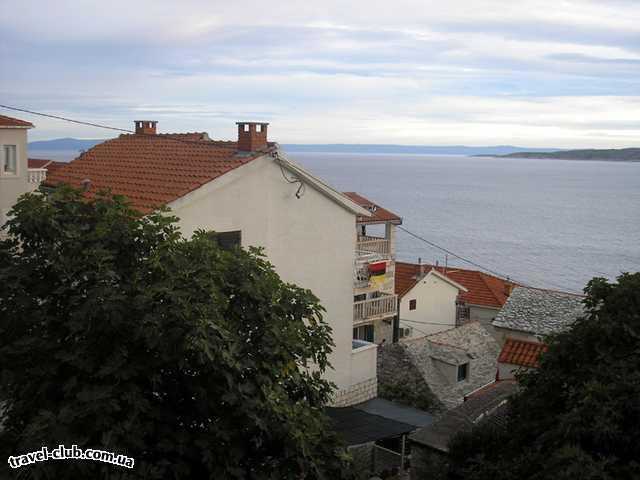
xmin=290 ymin=153 xmax=640 ymax=293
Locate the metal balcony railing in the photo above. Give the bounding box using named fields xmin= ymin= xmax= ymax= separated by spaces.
xmin=353 ymin=294 xmax=397 ymax=323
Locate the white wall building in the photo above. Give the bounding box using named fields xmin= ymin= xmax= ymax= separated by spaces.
xmin=45 ymin=120 xmax=380 ymax=406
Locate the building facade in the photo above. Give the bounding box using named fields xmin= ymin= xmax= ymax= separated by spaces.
xmin=45 ymin=120 xmax=380 ymax=406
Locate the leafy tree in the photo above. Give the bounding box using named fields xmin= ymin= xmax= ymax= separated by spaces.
xmin=446 ymin=273 xmax=640 ymax=480
xmin=0 ymin=186 xmax=353 ymax=479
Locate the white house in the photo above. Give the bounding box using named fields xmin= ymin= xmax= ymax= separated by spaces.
xmin=395 ymin=261 xmax=515 ymax=340
xmin=394 ymin=263 xmax=468 ymax=340
xmin=45 ymin=120 xmax=379 ymax=406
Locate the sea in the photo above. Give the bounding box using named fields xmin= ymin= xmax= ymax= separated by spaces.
xmin=36 ymin=149 xmax=640 ymax=293
xmin=290 ymin=153 xmax=640 ymax=294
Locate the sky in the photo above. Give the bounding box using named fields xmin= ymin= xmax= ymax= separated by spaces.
xmin=1 ymin=0 xmax=639 ymax=147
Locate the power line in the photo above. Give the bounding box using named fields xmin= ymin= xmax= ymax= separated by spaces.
xmin=397 ymin=225 xmax=582 ymax=294
xmin=0 ymin=104 xmax=134 ymax=133
xmin=0 ymin=104 xmax=233 ymax=149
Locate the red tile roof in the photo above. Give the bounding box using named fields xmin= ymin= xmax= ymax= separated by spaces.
xmin=343 ymin=192 xmax=402 ymax=225
xmin=395 ymin=261 xmax=515 ymax=308
xmin=44 ymin=133 xmax=272 ymax=213
xmin=498 ymin=338 xmax=547 ymax=368
xmin=28 ymin=158 xmax=53 ymax=169
xmin=0 ymin=114 xmax=34 ymax=128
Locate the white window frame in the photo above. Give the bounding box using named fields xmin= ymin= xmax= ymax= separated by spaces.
xmin=2 ymin=144 xmax=18 ymax=175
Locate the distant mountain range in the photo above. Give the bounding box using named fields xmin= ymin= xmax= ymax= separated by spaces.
xmin=29 ymin=138 xmax=562 ymax=158
xmin=476 ymin=148 xmax=640 ymax=161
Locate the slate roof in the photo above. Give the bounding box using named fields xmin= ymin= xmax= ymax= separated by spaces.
xmin=0 ymin=114 xmax=33 ymax=128
xmin=343 ymin=192 xmax=402 ymax=225
xmin=492 ymin=286 xmax=585 ymax=337
xmin=409 ymin=380 xmax=517 ymax=453
xmin=395 ymin=262 xmax=514 ymax=308
xmin=403 ymin=322 xmax=502 ymax=408
xmin=498 ymin=338 xmax=548 ymax=368
xmin=44 ymin=133 xmax=271 ymax=213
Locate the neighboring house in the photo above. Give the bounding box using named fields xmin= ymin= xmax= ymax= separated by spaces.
xmin=492 ymin=286 xmax=583 ymax=382
xmin=401 ymin=322 xmax=501 ymax=409
xmin=0 ymin=115 xmax=33 ymax=231
xmin=395 ymin=262 xmax=468 ymax=340
xmin=409 ymin=380 xmax=517 ymax=480
xmin=0 ymin=115 xmax=67 ymax=235
xmin=497 ymin=337 xmax=548 ymax=380
xmin=344 ymin=192 xmax=402 ymax=344
xmin=491 ymin=286 xmax=585 ymax=345
xmin=45 ymin=120 xmax=378 ymax=406
xmin=395 ymin=261 xmax=514 ymax=340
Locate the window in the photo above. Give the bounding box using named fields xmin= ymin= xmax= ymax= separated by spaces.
xmin=353 ymin=324 xmax=374 ymax=343
xmin=409 ymin=299 xmax=417 ymax=310
xmin=3 ymin=145 xmax=17 ymax=174
xmin=457 ymin=363 xmax=469 ymax=382
xmin=208 ymin=230 xmax=241 ymax=250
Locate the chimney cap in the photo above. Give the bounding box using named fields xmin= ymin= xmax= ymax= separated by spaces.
xmin=236 ymin=121 xmax=269 ymax=126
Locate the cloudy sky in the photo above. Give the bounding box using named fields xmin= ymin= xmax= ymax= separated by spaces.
xmin=1 ymin=0 xmax=639 ymax=146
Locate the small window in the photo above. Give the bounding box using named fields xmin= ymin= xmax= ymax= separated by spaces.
xmin=457 ymin=363 xmax=468 ymax=382
xmin=209 ymin=230 xmax=241 ymax=250
xmin=409 ymin=299 xmax=417 ymax=310
xmin=3 ymin=145 xmax=17 ymax=174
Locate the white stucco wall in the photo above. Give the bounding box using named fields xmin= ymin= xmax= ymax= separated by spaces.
xmin=0 ymin=128 xmax=29 ymax=230
xmin=399 ymin=272 xmax=459 ymax=340
xmin=168 ymin=155 xmax=360 ymax=392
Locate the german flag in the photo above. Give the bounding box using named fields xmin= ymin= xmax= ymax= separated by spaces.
xmin=369 ymin=262 xmax=387 ymax=287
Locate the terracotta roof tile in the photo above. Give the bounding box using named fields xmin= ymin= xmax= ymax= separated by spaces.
xmin=44 ymin=133 xmax=272 ymax=213
xmin=28 ymin=158 xmax=53 ymax=169
xmin=0 ymin=114 xmax=34 ymax=128
xmin=395 ymin=261 xmax=515 ymax=308
xmin=342 ymin=192 xmax=402 ymax=224
xmin=498 ymin=337 xmax=547 ymax=368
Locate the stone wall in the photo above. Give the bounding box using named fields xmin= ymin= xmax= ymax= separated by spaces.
xmin=331 ymin=377 xmax=378 ymax=407
xmin=377 ymin=343 xmax=442 ymax=413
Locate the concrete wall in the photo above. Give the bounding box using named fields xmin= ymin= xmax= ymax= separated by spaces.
xmin=169 ymin=155 xmax=362 ymax=395
xmin=399 ymin=272 xmax=458 ymax=340
xmin=0 ymin=128 xmax=29 ymax=230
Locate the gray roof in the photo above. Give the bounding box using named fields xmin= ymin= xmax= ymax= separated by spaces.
xmin=355 ymin=397 xmax=434 ymax=428
xmin=403 ymin=322 xmax=502 ymax=409
xmin=326 ymin=398 xmax=433 ymax=446
xmin=409 ymin=380 xmax=517 ymax=453
xmin=492 ymin=286 xmax=585 ymax=337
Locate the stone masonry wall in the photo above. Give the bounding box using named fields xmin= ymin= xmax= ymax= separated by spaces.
xmin=331 ymin=377 xmax=378 ymax=407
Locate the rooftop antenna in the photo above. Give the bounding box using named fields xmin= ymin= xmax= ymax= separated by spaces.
xmin=445 ymin=254 xmax=448 ymax=274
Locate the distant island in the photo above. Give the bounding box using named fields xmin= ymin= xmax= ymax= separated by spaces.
xmin=476 ymin=147 xmax=640 ymax=162
xmin=29 ymin=138 xmax=560 ymax=158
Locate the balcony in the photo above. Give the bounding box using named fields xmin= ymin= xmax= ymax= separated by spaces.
xmin=354 ymin=293 xmax=397 ymax=323
xmin=27 ymin=168 xmax=47 ymax=184
xmin=356 ymin=235 xmax=391 ymax=261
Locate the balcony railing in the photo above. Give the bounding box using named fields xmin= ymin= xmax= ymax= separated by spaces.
xmin=27 ymin=168 xmax=47 ymax=184
xmin=356 ymin=235 xmax=390 ymax=259
xmin=354 ymin=294 xmax=397 ymax=323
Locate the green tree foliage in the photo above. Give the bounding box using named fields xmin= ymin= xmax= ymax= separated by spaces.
xmin=446 ymin=273 xmax=640 ymax=480
xmin=0 ymin=187 xmax=353 ymax=479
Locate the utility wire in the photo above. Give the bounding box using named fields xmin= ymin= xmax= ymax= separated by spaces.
xmin=0 ymin=104 xmax=585 ymax=294
xmin=397 ymin=225 xmax=582 ymax=294
xmin=0 ymin=104 xmax=231 ymax=149
xmin=0 ymin=104 xmax=134 ymax=133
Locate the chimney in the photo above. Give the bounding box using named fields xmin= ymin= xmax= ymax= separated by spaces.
xmin=236 ymin=122 xmax=269 ymax=152
xmin=134 ymin=120 xmax=157 ymax=135
xmin=418 ymin=257 xmax=425 ymax=276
